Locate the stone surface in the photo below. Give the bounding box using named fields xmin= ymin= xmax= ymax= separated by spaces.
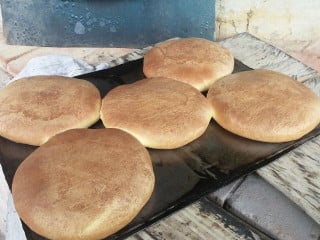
xmin=216 ymin=0 xmax=320 ymax=55
xmin=289 ymin=52 xmax=320 ymax=72
xmin=303 ymin=39 xmax=320 ymax=56
xmin=0 ymin=35 xmax=36 ymax=71
xmin=225 ymin=174 xmax=320 ymax=240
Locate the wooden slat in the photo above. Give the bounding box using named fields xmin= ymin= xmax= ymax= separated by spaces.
xmin=129 ymin=199 xmax=265 ymax=240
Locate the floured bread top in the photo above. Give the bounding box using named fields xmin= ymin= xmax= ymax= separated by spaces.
xmin=100 ymin=77 xmax=212 ymax=149
xmin=12 ymin=128 xmax=155 ymax=240
xmin=207 ymin=69 xmax=320 ymax=142
xmin=0 ymin=75 xmax=101 ymax=145
xmin=143 ymin=37 xmax=234 ymax=91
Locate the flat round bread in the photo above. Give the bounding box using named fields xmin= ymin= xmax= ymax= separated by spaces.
xmin=12 ymin=128 xmax=155 ymax=240
xmin=100 ymin=78 xmax=212 ymax=149
xmin=0 ymin=76 xmax=101 ymax=146
xmin=207 ymin=69 xmax=320 ymax=142
xmin=143 ymin=37 xmax=234 ymax=91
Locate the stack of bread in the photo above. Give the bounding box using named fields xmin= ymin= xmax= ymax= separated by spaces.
xmin=0 ymin=37 xmax=319 ymax=240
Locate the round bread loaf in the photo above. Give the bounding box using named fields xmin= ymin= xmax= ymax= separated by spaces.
xmin=0 ymin=76 xmax=101 ymax=146
xmin=100 ymin=77 xmax=212 ymax=149
xmin=207 ymin=69 xmax=320 ymax=142
xmin=12 ymin=128 xmax=155 ymax=240
xmin=143 ymin=38 xmax=234 ymax=91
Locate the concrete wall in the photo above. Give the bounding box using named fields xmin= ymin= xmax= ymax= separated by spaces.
xmin=215 ymin=0 xmax=320 ymax=55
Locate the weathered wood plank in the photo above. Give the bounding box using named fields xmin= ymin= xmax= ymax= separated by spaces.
xmin=303 ymin=75 xmax=320 ymax=94
xmin=219 ymin=32 xmax=318 ymax=81
xmin=258 ymin=137 xmax=320 ymax=224
xmin=129 ymin=199 xmax=266 ymax=240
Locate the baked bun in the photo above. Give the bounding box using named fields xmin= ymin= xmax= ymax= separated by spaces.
xmin=207 ymin=69 xmax=320 ymax=142
xmin=12 ymin=128 xmax=155 ymax=240
xmin=143 ymin=38 xmax=234 ymax=91
xmin=100 ymin=77 xmax=212 ymax=149
xmin=0 ymin=76 xmax=101 ymax=146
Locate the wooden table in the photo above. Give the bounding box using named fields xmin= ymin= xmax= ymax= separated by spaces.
xmin=0 ymin=32 xmax=319 ymax=239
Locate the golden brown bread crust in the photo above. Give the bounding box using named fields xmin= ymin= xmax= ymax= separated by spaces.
xmin=207 ymin=70 xmax=320 ymax=142
xmin=0 ymin=76 xmax=101 ymax=146
xmin=12 ymin=128 xmax=155 ymax=240
xmin=143 ymin=38 xmax=234 ymax=91
xmin=100 ymin=77 xmax=212 ymax=149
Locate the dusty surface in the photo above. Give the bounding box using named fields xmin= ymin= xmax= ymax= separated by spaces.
xmin=215 ymin=0 xmax=320 ymax=72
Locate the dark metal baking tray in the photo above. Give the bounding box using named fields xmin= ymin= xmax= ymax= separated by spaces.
xmin=0 ymin=58 xmax=319 ymax=240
